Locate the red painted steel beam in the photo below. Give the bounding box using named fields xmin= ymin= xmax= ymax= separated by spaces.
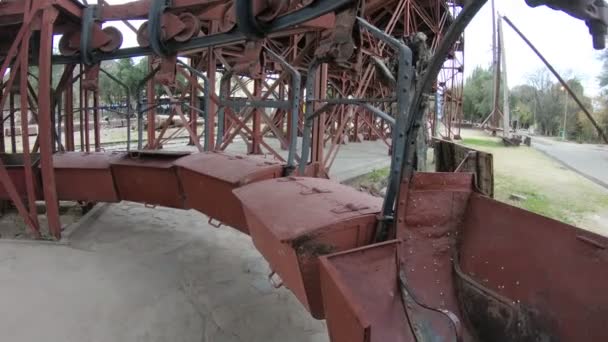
xmin=19 ymin=8 xmax=42 ymax=237
xmin=37 ymin=6 xmax=62 ymax=239
xmin=250 ymin=79 xmax=262 ymax=155
xmin=311 ymin=64 xmax=328 ymax=171
xmin=206 ymin=26 xmax=217 ymax=150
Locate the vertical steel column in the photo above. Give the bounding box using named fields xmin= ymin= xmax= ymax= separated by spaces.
xmin=146 ymin=58 xmax=156 ymax=148
xmin=94 ymin=90 xmax=100 ymax=151
xmin=251 ymin=78 xmax=262 ymax=154
xmin=0 ymin=98 xmax=4 ymax=153
xmin=9 ymin=92 xmax=16 ymax=153
xmin=37 ymin=7 xmax=62 ymax=239
xmin=280 ymin=83 xmax=289 ymax=150
xmin=84 ymin=90 xmax=90 ymax=152
xmin=311 ymin=64 xmax=327 ymax=169
xmin=189 ymin=58 xmax=198 ymax=146
xmin=207 ymin=34 xmax=217 ymax=150
xmin=56 ymin=95 xmax=62 ymax=152
xmin=337 ymin=105 xmax=344 ymax=144
xmin=64 ymin=74 xmax=74 ymax=151
xmin=352 ymin=109 xmax=360 ymax=142
xmin=19 ymin=17 xmax=41 ymax=237
xmin=216 ymin=71 xmax=232 ymax=147
xmin=79 ymin=64 xmax=85 ymax=151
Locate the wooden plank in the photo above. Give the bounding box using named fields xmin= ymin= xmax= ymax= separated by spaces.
xmin=433 ymin=139 xmax=494 ymax=197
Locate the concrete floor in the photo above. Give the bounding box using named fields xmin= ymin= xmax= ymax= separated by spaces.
xmin=0 ymin=140 xmax=391 ymax=342
xmin=0 ymin=204 xmax=329 ymax=342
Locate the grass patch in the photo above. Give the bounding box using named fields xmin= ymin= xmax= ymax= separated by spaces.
xmin=495 ymin=175 xmax=574 ymax=224
xmin=366 ymin=168 xmax=390 ymax=184
xmin=345 ymin=167 xmax=390 ymax=197
xmin=495 ymin=171 xmax=608 ymax=226
xmin=461 ymin=137 xmax=503 ymax=149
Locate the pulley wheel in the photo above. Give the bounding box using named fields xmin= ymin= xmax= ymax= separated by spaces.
xmin=219 ymin=2 xmax=237 ymax=32
xmin=137 ymin=21 xmax=151 ymax=47
xmin=99 ymin=26 xmax=124 ymax=53
xmin=58 ymin=32 xmax=78 ymax=56
xmin=174 ymin=13 xmax=201 ymax=42
xmin=257 ymin=0 xmax=289 ymax=22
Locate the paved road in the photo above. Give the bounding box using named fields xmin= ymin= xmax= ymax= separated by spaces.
xmin=532 ymin=136 xmax=608 ymax=188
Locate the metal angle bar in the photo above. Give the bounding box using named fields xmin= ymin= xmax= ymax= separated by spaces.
xmin=357 ymin=17 xmax=414 ymax=242
xmin=221 ymin=99 xmax=291 ymax=109
xmin=361 ymin=103 xmax=396 ymax=126
xmin=309 ymin=98 xmax=397 ymax=104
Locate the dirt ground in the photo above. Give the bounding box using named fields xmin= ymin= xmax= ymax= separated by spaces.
xmin=0 ymin=202 xmax=84 ymax=240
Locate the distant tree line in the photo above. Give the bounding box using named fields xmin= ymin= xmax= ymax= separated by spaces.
xmin=463 ymin=55 xmax=608 ymax=144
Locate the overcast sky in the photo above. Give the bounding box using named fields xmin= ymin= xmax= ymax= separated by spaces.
xmin=90 ymin=0 xmax=606 ymax=96
xmin=464 ymin=1 xmax=605 ymax=96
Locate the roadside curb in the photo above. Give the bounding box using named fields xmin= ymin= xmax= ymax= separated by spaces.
xmin=533 ymin=146 xmax=608 ymax=190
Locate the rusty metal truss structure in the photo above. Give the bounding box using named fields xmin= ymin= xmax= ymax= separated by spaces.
xmin=1 ymin=0 xmax=607 ymax=341
xmin=0 ymin=0 xmax=466 ymax=238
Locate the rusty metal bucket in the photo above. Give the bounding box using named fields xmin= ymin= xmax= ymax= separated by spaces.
xmin=318 ymin=172 xmax=608 ymax=341
xmin=0 ymin=153 xmax=41 ymax=200
xmin=175 ymin=151 xmax=284 ymax=233
xmin=110 ymin=151 xmax=190 ymax=208
xmin=234 ymin=176 xmax=382 ymax=319
xmin=458 ymin=194 xmax=608 ymax=342
xmin=53 ymin=151 xmax=125 ymax=202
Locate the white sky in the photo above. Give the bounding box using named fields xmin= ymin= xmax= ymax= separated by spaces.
xmin=88 ymin=0 xmax=605 ymax=95
xmin=465 ymin=0 xmax=604 ymax=96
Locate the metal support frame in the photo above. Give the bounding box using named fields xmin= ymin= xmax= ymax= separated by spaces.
xmin=215 ymin=47 xmax=302 ymax=164
xmin=176 ymin=60 xmax=211 ymax=149
xmin=136 ymin=67 xmax=160 ymax=150
xmin=99 ymin=68 xmax=133 ymax=150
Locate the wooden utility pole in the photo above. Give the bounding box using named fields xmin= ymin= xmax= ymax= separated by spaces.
xmin=498 ymin=15 xmax=510 ymax=138
xmin=481 ymin=0 xmax=503 ymax=130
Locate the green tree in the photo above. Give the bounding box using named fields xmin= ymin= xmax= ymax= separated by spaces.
xmin=510 ymin=84 xmax=536 ymax=128
xmin=99 ymin=58 xmax=147 ymax=105
xmin=463 ymin=66 xmax=493 ymax=123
